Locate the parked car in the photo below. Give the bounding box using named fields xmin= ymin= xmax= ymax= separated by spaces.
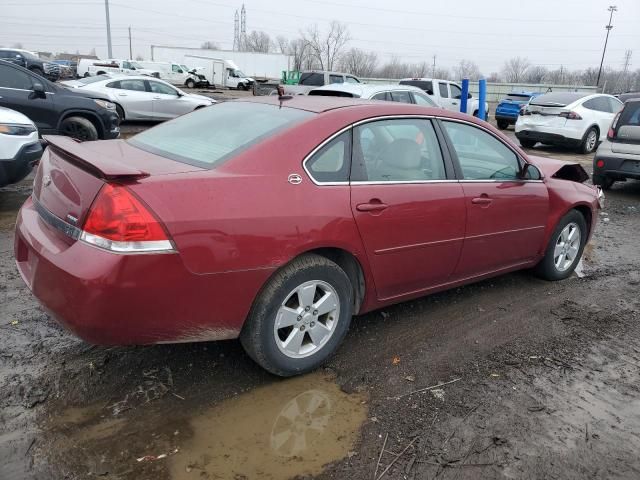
xmin=495 ymin=92 xmax=541 ymax=130
xmin=0 ymin=107 xmax=42 ymax=188
xmin=61 ymin=75 xmax=215 ymax=121
xmin=308 ymin=83 xmax=440 ymax=106
xmin=516 ymin=92 xmax=623 ymax=154
xmin=0 ymin=60 xmax=120 ymax=141
xmin=51 ymin=59 xmax=77 ymax=79
xmin=76 ymin=58 xmax=159 ymax=78
xmin=592 ymin=99 xmax=640 ymax=189
xmin=399 ymin=78 xmax=490 ymax=120
xmin=0 ymin=48 xmax=60 ymax=81
xmin=282 ymin=70 xmax=360 ymax=95
xmin=14 ymin=96 xmax=602 ymax=376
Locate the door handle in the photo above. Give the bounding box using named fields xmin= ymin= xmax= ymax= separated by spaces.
xmin=117 ymin=93 xmax=127 ymax=96
xmin=356 ymin=200 xmax=388 ymax=212
xmin=471 ymin=195 xmax=492 ymax=206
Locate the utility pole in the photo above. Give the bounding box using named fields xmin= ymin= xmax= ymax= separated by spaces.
xmin=432 ymin=55 xmax=436 ymax=77
xmin=104 ymin=0 xmax=113 ymax=58
xmin=596 ymin=5 xmax=617 ymax=88
xmin=128 ymin=26 xmax=132 ymax=60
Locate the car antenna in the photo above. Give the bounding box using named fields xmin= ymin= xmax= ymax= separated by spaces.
xmin=277 ymin=85 xmax=293 ymax=106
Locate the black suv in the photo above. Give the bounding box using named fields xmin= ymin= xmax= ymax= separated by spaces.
xmin=0 ymin=60 xmax=120 ymax=141
xmin=0 ymin=48 xmax=60 ymax=81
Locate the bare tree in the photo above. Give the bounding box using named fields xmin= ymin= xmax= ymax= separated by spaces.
xmin=433 ymin=67 xmax=451 ymax=80
xmin=524 ymin=65 xmax=548 ymax=84
xmin=12 ymin=42 xmax=23 ymax=49
xmin=200 ymin=41 xmax=219 ymax=50
xmin=303 ymin=21 xmax=350 ymax=71
xmin=486 ymin=72 xmax=501 ymax=82
xmin=135 ymin=54 xmax=144 ymax=61
xmin=501 ymin=57 xmax=531 ymax=83
xmin=244 ymin=31 xmax=272 ymax=53
xmin=409 ymin=61 xmax=430 ymax=78
xmin=339 ymin=48 xmax=378 ymax=77
xmin=453 ymin=59 xmax=482 ymax=81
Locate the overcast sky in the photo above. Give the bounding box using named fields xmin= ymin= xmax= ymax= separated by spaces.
xmin=2 ymin=0 xmax=639 ymax=74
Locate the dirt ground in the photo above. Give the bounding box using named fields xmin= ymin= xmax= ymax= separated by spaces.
xmin=1 ymin=121 xmax=640 ymax=480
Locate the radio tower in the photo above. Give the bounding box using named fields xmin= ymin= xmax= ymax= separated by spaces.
xmin=240 ymin=4 xmax=247 ymax=51
xmin=233 ymin=9 xmax=240 ymax=51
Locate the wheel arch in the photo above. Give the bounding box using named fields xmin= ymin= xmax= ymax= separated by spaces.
xmin=572 ymin=203 xmax=593 ymax=235
xmin=58 ymin=110 xmax=104 ymax=138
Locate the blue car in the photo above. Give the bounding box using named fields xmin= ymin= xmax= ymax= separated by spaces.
xmin=495 ymin=92 xmax=541 ymax=130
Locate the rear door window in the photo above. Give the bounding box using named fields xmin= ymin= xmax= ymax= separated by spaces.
xmin=583 ymin=96 xmax=611 ymax=112
xmin=412 ymin=92 xmax=437 ymax=106
xmin=450 ymin=84 xmax=462 ymax=99
xmin=119 ymin=79 xmax=147 ymax=92
xmin=371 ymin=92 xmax=390 ymax=101
xmin=329 ymin=75 xmax=344 ymax=84
xmin=438 ymin=82 xmax=449 ymax=98
xmin=305 ymin=131 xmax=351 ymax=183
xmin=390 ymin=91 xmax=412 ymax=104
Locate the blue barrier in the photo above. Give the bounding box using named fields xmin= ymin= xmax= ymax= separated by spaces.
xmin=460 ymin=78 xmax=469 ymax=114
xmin=478 ymin=79 xmax=487 ymax=120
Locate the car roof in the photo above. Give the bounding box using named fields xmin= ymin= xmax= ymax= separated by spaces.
xmin=530 ymin=92 xmax=591 ymax=106
xmin=309 ymin=83 xmax=425 ymax=98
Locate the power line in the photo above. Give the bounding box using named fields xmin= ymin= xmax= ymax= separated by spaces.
xmin=596 ymin=5 xmax=617 ymax=87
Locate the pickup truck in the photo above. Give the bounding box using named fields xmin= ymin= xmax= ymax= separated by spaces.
xmin=76 ymin=59 xmax=160 ymax=78
xmin=282 ymin=70 xmax=361 ymax=95
xmin=399 ymin=78 xmax=489 ymax=120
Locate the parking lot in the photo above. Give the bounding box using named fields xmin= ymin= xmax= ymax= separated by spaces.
xmin=1 ymin=110 xmax=640 ymax=479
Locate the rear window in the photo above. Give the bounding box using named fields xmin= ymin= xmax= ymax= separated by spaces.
xmin=530 ymin=92 xmax=587 ymax=107
xmin=504 ymin=94 xmax=532 ymax=101
xmin=128 ymin=102 xmax=313 ymax=169
xmin=399 ymin=80 xmax=433 ymax=94
xmin=308 ymin=89 xmax=356 ymax=98
xmin=619 ymin=101 xmax=640 ymax=127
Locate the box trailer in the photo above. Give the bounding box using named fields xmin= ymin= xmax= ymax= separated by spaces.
xmin=151 ymin=45 xmax=291 ymax=81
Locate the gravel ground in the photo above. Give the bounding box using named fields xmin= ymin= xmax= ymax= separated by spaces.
xmin=1 ymin=119 xmax=640 ymax=480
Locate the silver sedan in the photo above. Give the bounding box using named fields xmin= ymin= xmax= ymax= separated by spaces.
xmin=61 ymin=75 xmax=215 ymax=121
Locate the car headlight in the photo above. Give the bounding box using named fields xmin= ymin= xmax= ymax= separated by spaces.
xmin=94 ymin=99 xmax=117 ymax=111
xmin=0 ymin=123 xmax=37 ymax=136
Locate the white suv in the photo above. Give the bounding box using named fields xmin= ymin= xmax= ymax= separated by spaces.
xmin=516 ymin=92 xmax=623 ymax=154
xmin=0 ymin=107 xmax=42 ymax=187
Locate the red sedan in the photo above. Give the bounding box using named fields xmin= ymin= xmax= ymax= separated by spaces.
xmin=15 ymin=96 xmax=602 ymax=376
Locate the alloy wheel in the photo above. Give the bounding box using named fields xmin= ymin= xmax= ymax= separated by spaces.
xmin=553 ymin=222 xmax=581 ymax=272
xmin=273 ymin=280 xmax=340 ymax=359
xmin=62 ymin=122 xmax=91 ymax=141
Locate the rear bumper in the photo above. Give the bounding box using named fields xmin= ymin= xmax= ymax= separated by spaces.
xmin=0 ymin=141 xmax=42 ymax=187
xmin=515 ymin=130 xmax=582 ymax=148
xmin=14 ymin=197 xmax=274 ymax=345
xmin=494 ymin=111 xmax=519 ymax=123
xmin=593 ymin=154 xmax=640 ymax=181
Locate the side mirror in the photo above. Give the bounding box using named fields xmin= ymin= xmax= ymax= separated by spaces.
xmin=468 ymin=93 xmax=473 ymax=99
xmin=521 ymin=163 xmax=541 ymax=180
xmin=426 ymin=90 xmax=434 ymax=95
xmin=32 ymin=82 xmax=47 ymax=99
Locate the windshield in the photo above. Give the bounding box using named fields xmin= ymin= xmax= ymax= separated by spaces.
xmin=130 ymin=61 xmax=143 ymax=69
xmin=235 ymin=70 xmax=246 ymax=77
xmin=129 ymin=102 xmax=314 ymax=169
xmin=181 ymin=65 xmax=190 ymax=72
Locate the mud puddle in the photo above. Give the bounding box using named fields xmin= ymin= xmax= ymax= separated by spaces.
xmin=42 ymin=372 xmax=367 ymax=479
xmin=169 ymin=372 xmax=367 ymax=479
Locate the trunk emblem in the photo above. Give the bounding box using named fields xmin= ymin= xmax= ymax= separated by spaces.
xmin=288 ymin=174 xmax=302 ymax=185
xmin=43 ymin=175 xmax=52 ymax=187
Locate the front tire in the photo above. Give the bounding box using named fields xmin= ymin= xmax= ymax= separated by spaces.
xmin=185 ymin=79 xmax=196 ymax=89
xmin=497 ymin=119 xmax=509 ymax=130
xmin=60 ymin=116 xmax=99 ymax=141
xmin=30 ymin=67 xmax=44 ymax=77
xmin=115 ymin=104 xmax=125 ymax=121
xmin=240 ymin=254 xmax=353 ymax=376
xmin=580 ymin=127 xmax=599 ymax=154
xmin=519 ymin=138 xmax=537 ymax=149
xmin=535 ymin=210 xmax=587 ymax=281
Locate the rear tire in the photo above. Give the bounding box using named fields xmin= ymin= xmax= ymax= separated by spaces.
xmin=534 ymin=210 xmax=587 ymax=281
xmin=60 ymin=116 xmax=99 ymax=141
xmin=497 ymin=120 xmax=509 ymax=130
xmin=580 ymin=127 xmax=599 ymax=154
xmin=519 ymin=139 xmax=537 ymax=149
xmin=240 ymin=254 xmax=353 ymax=376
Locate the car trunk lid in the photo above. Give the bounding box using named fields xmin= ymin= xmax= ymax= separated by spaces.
xmin=525 ymin=104 xmax=568 ymax=127
xmin=34 ymin=136 xmax=203 ymax=239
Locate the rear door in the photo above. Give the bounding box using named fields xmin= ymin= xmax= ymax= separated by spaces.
xmin=108 ymin=79 xmax=154 ymax=119
xmin=0 ymin=63 xmax=58 ymax=132
xmin=147 ymin=80 xmax=187 ymax=119
xmin=350 ymin=117 xmax=466 ymax=300
xmin=440 ymin=120 xmax=549 ymax=277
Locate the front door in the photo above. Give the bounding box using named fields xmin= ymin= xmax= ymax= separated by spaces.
xmin=439 ymin=120 xmax=549 ymax=277
xmin=147 ymin=80 xmax=185 ymax=119
xmin=350 ymin=117 xmax=466 ymax=301
xmin=109 ymin=78 xmax=154 ymax=120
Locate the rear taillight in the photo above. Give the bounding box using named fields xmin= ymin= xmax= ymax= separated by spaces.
xmin=596 ymin=159 xmax=605 ymax=168
xmin=559 ymin=111 xmax=582 ymax=120
xmin=608 ymin=112 xmax=621 ymax=140
xmin=81 ymin=184 xmax=174 ymax=253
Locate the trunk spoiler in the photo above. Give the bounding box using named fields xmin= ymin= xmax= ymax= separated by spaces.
xmin=42 ymin=135 xmax=150 ymax=180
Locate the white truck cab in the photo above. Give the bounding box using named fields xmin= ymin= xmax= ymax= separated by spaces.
xmin=225 ymin=60 xmax=254 ymax=90
xmin=399 ymin=78 xmax=490 ymax=120
xmin=76 ymin=59 xmax=159 ymax=78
